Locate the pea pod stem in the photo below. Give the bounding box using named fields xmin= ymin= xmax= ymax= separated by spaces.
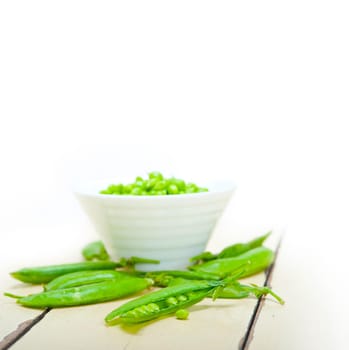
xmin=4 ymin=292 xmax=23 ymax=299
xmin=249 ymin=284 xmax=285 ymax=305
xmin=207 ymin=281 xmax=285 ymax=304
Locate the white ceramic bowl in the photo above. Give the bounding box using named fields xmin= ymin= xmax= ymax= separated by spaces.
xmin=74 ymin=179 xmax=236 ymax=271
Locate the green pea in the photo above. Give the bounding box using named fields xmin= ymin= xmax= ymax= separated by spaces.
xmin=175 ymin=309 xmax=189 ymax=320
xmin=186 ymin=183 xmax=198 ymax=190
xmin=166 ymin=296 xmax=178 ymax=306
xmin=107 ymin=184 xmax=118 ymax=193
xmin=198 ymin=187 xmax=209 ymax=192
xmin=167 ymin=184 xmax=179 ymax=194
xmin=145 ymin=179 xmax=157 ymax=190
xmin=100 ymin=172 xmax=209 ymax=196
xmin=146 ymin=303 xmax=160 ymax=313
xmin=173 ymin=179 xmax=186 ymax=191
xmin=131 ymin=187 xmax=142 ymax=195
xmin=185 ymin=188 xmax=196 ymax=194
xmin=134 ymin=180 xmax=145 ymax=188
xmin=148 ymin=171 xmax=164 ymax=180
xmin=177 ymin=295 xmax=188 ymax=302
xmin=122 ymin=184 xmax=133 ymax=194
xmin=153 ymin=180 xmax=167 ymax=191
xmin=99 ymin=189 xmax=111 ymax=194
xmin=186 ymin=292 xmax=197 ymax=299
xmin=137 ymin=305 xmax=151 ymax=315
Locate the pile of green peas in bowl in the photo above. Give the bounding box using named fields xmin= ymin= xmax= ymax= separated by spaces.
xmin=99 ymin=171 xmax=209 ymax=196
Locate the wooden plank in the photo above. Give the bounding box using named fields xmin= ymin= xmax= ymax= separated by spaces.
xmin=9 ymin=293 xmax=261 ymax=350
xmin=239 ymin=238 xmax=282 ymax=349
xmin=0 ymin=224 xmax=97 ymax=348
xmin=248 ymin=231 xmax=337 ymax=350
xmin=6 ymin=225 xmax=281 ymax=350
xmin=0 ymin=266 xmax=47 ymax=349
xmin=0 ymin=308 xmax=49 ymax=350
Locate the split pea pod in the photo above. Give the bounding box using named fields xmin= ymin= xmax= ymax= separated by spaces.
xmin=44 ymin=270 xmax=134 ymax=291
xmin=105 ymin=280 xmax=222 ymax=325
xmin=10 ymin=261 xmax=121 ymax=284
xmin=11 ymin=277 xmax=153 ymax=308
xmin=190 ymin=246 xmax=275 ymax=278
xmin=190 ymin=231 xmax=271 ymax=263
xmin=145 ymin=270 xmax=221 ymax=287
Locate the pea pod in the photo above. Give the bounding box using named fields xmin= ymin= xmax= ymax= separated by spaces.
xmin=10 ymin=261 xmax=121 ymax=284
xmin=82 ymin=241 xmax=110 ymax=261
xmin=105 ymin=280 xmax=222 ymax=325
xmin=11 ymin=277 xmax=153 ymax=308
xmin=11 ymin=256 xmax=159 ymax=285
xmin=190 ymin=232 xmax=271 ymax=263
xmin=217 ymin=232 xmax=271 ymax=259
xmin=189 ymin=246 xmax=275 ymax=278
xmin=44 ymin=270 xmax=134 ymax=291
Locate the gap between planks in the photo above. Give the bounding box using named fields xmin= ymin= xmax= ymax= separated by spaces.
xmin=0 ymin=309 xmax=50 ymax=350
xmin=238 ymin=236 xmax=283 ymax=350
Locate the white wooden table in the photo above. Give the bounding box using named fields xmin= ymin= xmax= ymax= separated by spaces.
xmin=0 ymin=220 xmax=345 ymax=350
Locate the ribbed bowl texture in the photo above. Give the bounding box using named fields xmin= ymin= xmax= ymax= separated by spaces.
xmin=74 ymin=179 xmax=236 ymax=271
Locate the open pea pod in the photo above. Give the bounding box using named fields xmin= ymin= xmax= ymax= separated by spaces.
xmin=105 ymin=280 xmax=221 ymax=325
xmin=105 ymin=277 xmax=284 ymax=326
xmin=145 ymin=270 xmax=221 ymax=287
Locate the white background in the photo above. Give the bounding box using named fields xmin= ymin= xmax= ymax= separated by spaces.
xmin=0 ymin=1 xmax=348 ymax=348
